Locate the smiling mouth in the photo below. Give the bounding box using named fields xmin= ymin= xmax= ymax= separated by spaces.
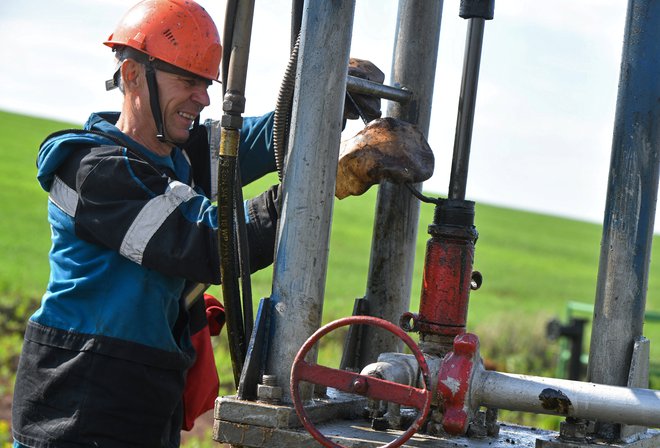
xmin=178 ymin=111 xmax=196 ymax=121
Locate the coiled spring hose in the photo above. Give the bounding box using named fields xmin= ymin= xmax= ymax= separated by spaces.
xmin=273 ymin=33 xmax=301 ymax=180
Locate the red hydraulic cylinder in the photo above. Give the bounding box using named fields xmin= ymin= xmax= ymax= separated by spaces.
xmin=403 ymin=199 xmax=478 ymax=340
xmin=420 ymin=231 xmax=474 ymax=336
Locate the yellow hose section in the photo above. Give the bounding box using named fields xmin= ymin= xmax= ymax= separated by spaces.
xmin=219 ymin=127 xmax=240 ymax=157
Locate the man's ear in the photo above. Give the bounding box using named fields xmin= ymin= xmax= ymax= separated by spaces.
xmin=121 ymin=59 xmax=143 ymax=90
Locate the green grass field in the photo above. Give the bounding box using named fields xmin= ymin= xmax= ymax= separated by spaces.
xmin=1 ymin=110 xmax=659 ymax=444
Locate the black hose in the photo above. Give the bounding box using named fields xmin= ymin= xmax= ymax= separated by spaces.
xmin=218 ymin=0 xmax=249 ymax=387
xmin=217 ymin=130 xmax=246 ymax=386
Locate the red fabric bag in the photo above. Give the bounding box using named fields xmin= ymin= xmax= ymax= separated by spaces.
xmin=182 ymin=293 xmax=225 ymax=431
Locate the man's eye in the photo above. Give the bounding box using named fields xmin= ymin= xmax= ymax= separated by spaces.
xmin=183 ymin=77 xmax=210 ymax=89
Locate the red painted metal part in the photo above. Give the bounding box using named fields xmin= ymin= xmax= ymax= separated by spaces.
xmin=295 ymin=362 xmax=429 ymax=408
xmin=436 ymin=333 xmax=480 ymax=435
xmin=290 ymin=316 xmax=432 ymax=448
xmin=417 ymin=234 xmax=475 ymax=337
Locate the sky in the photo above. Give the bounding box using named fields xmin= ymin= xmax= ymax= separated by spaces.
xmin=0 ymin=0 xmax=640 ymax=230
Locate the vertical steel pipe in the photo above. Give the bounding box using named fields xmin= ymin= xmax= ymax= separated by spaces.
xmin=587 ymin=0 xmax=660 ymax=393
xmin=357 ymin=0 xmax=444 ymax=368
xmin=266 ymin=0 xmax=356 ymax=403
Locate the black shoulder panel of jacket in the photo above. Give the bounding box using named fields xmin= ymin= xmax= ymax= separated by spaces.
xmin=182 ymin=124 xmax=212 ymax=197
xmin=74 ymin=145 xmax=169 ymax=250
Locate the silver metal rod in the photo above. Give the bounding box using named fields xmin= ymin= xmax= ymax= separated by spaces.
xmin=224 ymin=0 xmax=255 ymax=110
xmin=267 ymin=0 xmax=356 ymax=403
xmin=346 ymin=75 xmax=412 ymax=103
xmin=474 ymin=369 xmax=660 ymax=429
xmin=358 ymin=0 xmax=444 ymax=369
xmin=588 ymin=0 xmax=660 ymax=389
xmin=448 ymin=18 xmax=485 ymax=200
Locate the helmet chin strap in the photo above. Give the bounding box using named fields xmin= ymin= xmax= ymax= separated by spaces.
xmin=144 ymin=62 xmax=171 ymax=144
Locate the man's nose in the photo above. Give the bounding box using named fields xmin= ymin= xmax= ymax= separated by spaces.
xmin=193 ymin=87 xmax=211 ymax=108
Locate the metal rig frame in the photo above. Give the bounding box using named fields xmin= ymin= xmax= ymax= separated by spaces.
xmin=214 ymin=0 xmax=660 ymax=447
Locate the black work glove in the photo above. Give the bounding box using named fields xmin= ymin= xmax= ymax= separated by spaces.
xmin=245 ymin=184 xmax=281 ymax=272
xmin=344 ymin=58 xmax=385 ymax=123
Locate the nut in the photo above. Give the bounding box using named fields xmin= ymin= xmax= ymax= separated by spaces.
xmin=257 ymin=383 xmax=282 ymax=404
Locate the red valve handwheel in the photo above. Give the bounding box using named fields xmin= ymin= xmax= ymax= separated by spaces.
xmin=290 ymin=316 xmax=432 ymax=448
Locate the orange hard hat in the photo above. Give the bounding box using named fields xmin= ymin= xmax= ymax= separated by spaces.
xmin=104 ymin=0 xmax=222 ymax=81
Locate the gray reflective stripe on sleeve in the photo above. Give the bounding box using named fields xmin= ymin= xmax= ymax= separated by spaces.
xmin=119 ymin=180 xmax=197 ymax=264
xmin=49 ymin=176 xmax=78 ymax=216
xmin=205 ymin=118 xmax=221 ymax=200
xmin=210 ymin=144 xmax=220 ymax=200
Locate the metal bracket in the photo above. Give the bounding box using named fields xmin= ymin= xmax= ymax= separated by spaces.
xmin=237 ymin=297 xmax=272 ymax=400
xmin=339 ymin=298 xmax=370 ymax=371
xmin=620 ymin=337 xmax=651 ymax=442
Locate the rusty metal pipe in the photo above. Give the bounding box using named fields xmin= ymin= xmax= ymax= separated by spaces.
xmin=473 ymin=367 xmax=660 ymax=429
xmin=346 ymin=75 xmax=412 ymax=104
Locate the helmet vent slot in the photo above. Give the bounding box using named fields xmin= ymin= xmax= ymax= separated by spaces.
xmin=163 ymin=29 xmax=178 ymax=46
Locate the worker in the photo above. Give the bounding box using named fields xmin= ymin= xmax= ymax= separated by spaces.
xmin=11 ymin=0 xmax=383 ymax=447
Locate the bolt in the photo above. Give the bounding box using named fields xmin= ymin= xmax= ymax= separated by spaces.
xmin=467 ymin=410 xmax=487 ymax=438
xmin=467 ymin=408 xmax=500 ymax=438
xmin=560 ymin=417 xmax=588 ymax=441
xmin=427 ymin=409 xmax=445 ymax=436
xmin=485 ymin=407 xmax=500 ymax=437
xmin=352 ymin=377 xmax=368 ymax=394
xmin=262 ymin=374 xmax=278 ymax=387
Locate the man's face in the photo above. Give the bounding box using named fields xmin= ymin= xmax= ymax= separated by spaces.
xmin=155 ymin=70 xmax=211 ymax=144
